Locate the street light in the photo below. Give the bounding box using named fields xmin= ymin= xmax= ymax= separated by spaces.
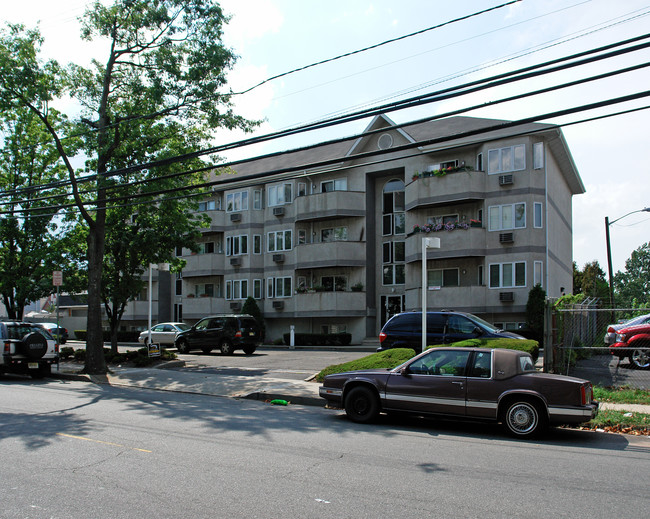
xmin=604 ymin=207 xmax=650 ymax=308
xmin=421 ymin=236 xmax=440 ymax=353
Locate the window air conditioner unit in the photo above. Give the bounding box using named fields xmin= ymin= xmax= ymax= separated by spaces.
xmin=499 ymin=232 xmax=514 ymax=243
xmin=230 ymin=213 xmax=241 ymax=222
xmin=499 ymin=292 xmax=514 ymax=302
xmin=272 ymin=300 xmax=284 ymax=309
xmin=272 ymin=206 xmax=285 ymax=216
xmin=499 ymin=174 xmax=514 ymax=186
xmin=230 ymin=302 xmax=242 ymax=310
xmin=272 ymin=254 xmax=285 ymax=263
xmin=230 ymin=257 xmax=242 ymax=266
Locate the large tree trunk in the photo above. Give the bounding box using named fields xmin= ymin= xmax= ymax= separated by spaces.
xmin=83 ymin=214 xmax=107 ymax=374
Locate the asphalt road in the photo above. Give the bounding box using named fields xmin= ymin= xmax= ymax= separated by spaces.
xmin=1 ymin=377 xmax=649 ymax=518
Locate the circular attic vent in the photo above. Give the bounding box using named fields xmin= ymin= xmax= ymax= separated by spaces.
xmin=377 ymin=133 xmax=393 ymax=150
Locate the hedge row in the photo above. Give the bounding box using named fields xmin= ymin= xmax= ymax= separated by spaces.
xmin=429 ymin=338 xmax=540 ymax=361
xmin=74 ymin=330 xmax=141 ymax=342
xmin=282 ymin=332 xmax=352 ymax=346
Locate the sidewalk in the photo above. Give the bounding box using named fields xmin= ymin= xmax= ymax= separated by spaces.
xmin=53 ymin=360 xmax=324 ymax=407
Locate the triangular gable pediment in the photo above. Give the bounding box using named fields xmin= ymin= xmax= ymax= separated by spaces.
xmin=346 ymin=114 xmax=416 ymax=157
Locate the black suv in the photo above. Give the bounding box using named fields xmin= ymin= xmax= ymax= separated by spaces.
xmin=1 ymin=321 xmax=59 ymax=378
xmin=378 ymin=311 xmax=524 ymax=353
xmin=175 ymin=314 xmax=262 ymax=355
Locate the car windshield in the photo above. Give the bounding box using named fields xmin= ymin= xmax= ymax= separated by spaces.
xmin=466 ymin=313 xmax=501 ymax=332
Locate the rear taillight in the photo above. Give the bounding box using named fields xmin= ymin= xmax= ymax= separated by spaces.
xmin=3 ymin=341 xmax=10 ymax=353
xmin=55 ymin=344 xmax=59 ymax=354
xmin=581 ymin=384 xmax=593 ymax=405
xmin=235 ymin=330 xmax=242 ymax=338
xmin=379 ymin=332 xmax=386 ymax=343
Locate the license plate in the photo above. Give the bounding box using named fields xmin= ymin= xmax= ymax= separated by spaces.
xmin=28 ymin=363 xmax=39 ymax=369
xmin=249 ymin=332 xmax=255 ymax=336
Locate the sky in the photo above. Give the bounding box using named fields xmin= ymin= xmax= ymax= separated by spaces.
xmin=3 ymin=0 xmax=650 ymax=277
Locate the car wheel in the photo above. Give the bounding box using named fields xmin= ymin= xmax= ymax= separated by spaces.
xmin=344 ymin=386 xmax=380 ymax=424
xmin=220 ymin=341 xmax=234 ymax=355
xmin=20 ymin=332 xmax=48 ymax=359
xmin=176 ymin=339 xmax=189 ymax=354
xmin=243 ymin=346 xmax=256 ymax=355
xmin=201 ymin=346 xmax=213 ymax=354
xmin=629 ymin=349 xmax=650 ymax=369
xmin=500 ymin=399 xmax=547 ymax=439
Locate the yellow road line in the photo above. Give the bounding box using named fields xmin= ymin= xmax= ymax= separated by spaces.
xmin=56 ymin=433 xmax=152 ymax=453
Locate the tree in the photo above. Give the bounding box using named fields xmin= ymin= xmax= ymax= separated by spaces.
xmin=241 ymin=296 xmax=265 ymax=340
xmin=525 ymin=283 xmax=546 ymax=346
xmin=614 ymin=242 xmax=650 ymax=307
xmin=573 ymin=260 xmax=609 ymax=302
xmin=0 ymin=2 xmax=256 ymax=373
xmin=0 ymin=106 xmax=75 ymax=319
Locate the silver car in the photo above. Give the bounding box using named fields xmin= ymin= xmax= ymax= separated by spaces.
xmin=604 ymin=313 xmax=650 ymax=346
xmin=138 ymin=322 xmax=190 ymax=346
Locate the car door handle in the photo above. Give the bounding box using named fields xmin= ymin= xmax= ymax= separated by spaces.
xmin=451 ymin=381 xmax=464 ymax=388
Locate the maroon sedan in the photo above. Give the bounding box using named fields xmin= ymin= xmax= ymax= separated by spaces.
xmin=319 ymin=347 xmax=598 ymax=439
xmin=609 ymin=323 xmax=650 ymax=369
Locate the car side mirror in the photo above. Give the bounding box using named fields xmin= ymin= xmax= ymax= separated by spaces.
xmin=399 ymin=366 xmax=411 ymax=377
xmin=473 ymin=326 xmax=484 ymax=336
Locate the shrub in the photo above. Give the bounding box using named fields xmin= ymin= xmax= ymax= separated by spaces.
xmin=316 ymin=348 xmax=416 ymax=382
xmin=429 ymin=338 xmax=539 ymax=361
xmin=59 ymin=347 xmax=75 ymax=360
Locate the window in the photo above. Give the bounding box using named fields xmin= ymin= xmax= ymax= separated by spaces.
xmin=198 ymin=242 xmax=215 ymax=254
xmin=175 ymin=274 xmax=183 ymax=296
xmin=198 ymin=200 xmax=216 ymax=212
xmin=476 ymin=152 xmax=483 ymax=171
xmin=195 ymin=283 xmax=214 ymax=297
xmin=253 ymin=279 xmax=263 ymax=299
xmin=298 ymin=229 xmax=307 ymax=245
xmin=226 ymin=279 xmax=248 ymax=300
xmin=297 ymin=182 xmax=307 ymax=197
xmin=383 ymin=264 xmax=405 ymax=285
xmin=533 ymin=142 xmax=544 ymax=169
xmin=267 ymin=276 xmax=292 ymax=298
xmin=534 ymin=261 xmax=543 ymax=287
xmin=478 ymin=265 xmax=484 ymax=286
xmin=382 ymin=179 xmax=405 ymax=236
xmin=268 ymin=183 xmax=293 ymax=206
xmin=487 ymin=144 xmax=525 ymax=174
xmin=321 ymin=275 xmax=347 ymax=292
xmin=321 ymin=178 xmax=347 ymax=192
xmin=321 ymin=227 xmax=348 ymax=242
xmin=440 ymin=160 xmax=458 ymax=169
xmin=253 ymin=235 xmax=262 ymax=254
xmin=267 ymin=229 xmax=292 ymax=252
xmin=427 ymin=214 xmax=459 ymax=226
xmin=534 ymin=202 xmax=543 ymax=228
xmin=408 ymin=349 xmax=471 ymax=377
xmin=469 ymin=351 xmax=492 ymax=378
xmin=427 ymin=268 xmax=460 ymax=287
xmin=488 ymin=203 xmax=526 ymax=231
xmin=226 ymin=191 xmax=249 ymax=212
xmin=253 ymin=189 xmax=262 ymax=210
xmin=489 ymin=262 xmax=526 ymax=288
xmin=226 ymin=235 xmax=248 ymax=256
xmin=175 ymin=246 xmax=183 ymax=257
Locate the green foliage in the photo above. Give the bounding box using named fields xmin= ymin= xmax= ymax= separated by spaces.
xmin=241 ymin=296 xmax=265 ymax=338
xmin=66 ymin=346 xmax=176 ymax=366
xmin=594 ymin=386 xmax=650 ymax=405
xmin=316 ymin=348 xmax=416 ymax=382
xmin=428 ymin=338 xmax=540 ymax=361
xmin=573 ymin=260 xmax=609 ymax=301
xmin=614 ymin=242 xmax=650 ymax=308
xmin=586 ymin=409 xmax=650 ymax=434
xmin=525 ymin=283 xmax=546 ymax=346
xmin=554 ymin=293 xmax=587 ymax=309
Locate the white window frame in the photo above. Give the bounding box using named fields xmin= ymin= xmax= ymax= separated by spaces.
xmin=487 ymin=144 xmax=525 ymax=174
xmin=253 ymin=279 xmax=263 ymax=299
xmin=321 ymin=227 xmax=348 ymax=242
xmin=534 ymin=202 xmax=543 ymax=229
xmin=267 ymin=276 xmax=292 ymax=298
xmin=427 ymin=268 xmax=460 ymax=288
xmin=268 ymin=183 xmax=293 ymax=207
xmin=489 ymin=262 xmax=526 ymax=288
xmin=229 ymin=279 xmax=248 ymax=300
xmin=321 ymin=275 xmax=347 ymax=292
xmin=267 ymin=229 xmax=292 ymax=252
xmin=226 ymin=190 xmax=249 ymax=213
xmin=226 ymin=235 xmax=249 ymax=256
xmin=488 ymin=203 xmax=526 ymax=231
xmin=253 ymin=189 xmax=262 ymax=210
xmin=253 ymin=234 xmax=262 ymax=254
xmin=533 ymin=142 xmax=544 ymax=170
xmin=321 ymin=178 xmax=347 ymax=192
xmin=297 ymin=182 xmax=307 ymax=197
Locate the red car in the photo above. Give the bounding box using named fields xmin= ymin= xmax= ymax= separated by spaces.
xmin=609 ymin=323 xmax=650 ymax=369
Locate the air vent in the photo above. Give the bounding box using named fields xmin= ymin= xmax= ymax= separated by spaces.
xmin=377 ymin=133 xmax=393 ymax=150
xmin=272 ymin=254 xmax=285 ymax=263
xmin=499 ymin=174 xmax=514 ymax=186
xmin=230 ymin=302 xmax=242 ymax=310
xmin=230 ymin=257 xmax=242 ymax=266
xmin=499 ymin=292 xmax=514 ymax=302
xmin=272 ymin=300 xmax=284 ymax=309
xmin=230 ymin=213 xmax=241 ymax=222
xmin=272 ymin=206 xmax=285 ymax=216
xmin=499 ymin=232 xmax=514 ymax=243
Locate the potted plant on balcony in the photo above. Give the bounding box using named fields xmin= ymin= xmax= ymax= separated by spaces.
xmin=470 ymin=219 xmax=482 ymax=228
xmin=351 ymin=282 xmax=364 ymax=292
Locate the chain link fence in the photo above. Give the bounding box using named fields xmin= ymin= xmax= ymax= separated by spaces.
xmin=543 ymin=301 xmax=650 ymax=388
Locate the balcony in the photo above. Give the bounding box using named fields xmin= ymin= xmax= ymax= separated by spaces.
xmin=405 ymin=228 xmax=486 ymax=262
xmin=405 ymin=286 xmax=487 ymax=312
xmin=181 ymin=297 xmax=228 ymax=317
xmin=295 ymin=241 xmax=366 ymax=268
xmin=295 ymin=191 xmax=366 ymax=222
xmin=405 ymin=170 xmax=486 ymax=211
xmin=196 ymin=209 xmax=225 ymax=231
xmin=181 ymin=253 xmax=226 ymax=277
xmin=262 ymin=291 xmax=367 ymax=317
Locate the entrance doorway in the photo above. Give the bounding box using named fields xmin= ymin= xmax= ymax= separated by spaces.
xmin=381 ymin=295 xmax=404 ymax=328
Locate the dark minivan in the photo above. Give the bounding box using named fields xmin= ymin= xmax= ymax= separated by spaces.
xmin=175 ymin=314 xmax=262 ymax=355
xmin=378 ymin=311 xmax=524 ymax=352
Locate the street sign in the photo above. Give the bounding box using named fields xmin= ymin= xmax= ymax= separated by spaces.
xmin=53 ymin=271 xmax=63 ymax=286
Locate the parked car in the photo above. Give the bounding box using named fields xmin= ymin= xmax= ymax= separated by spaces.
xmin=35 ymin=322 xmax=69 ymax=344
xmin=603 ymin=313 xmax=650 ymax=346
xmin=174 ymin=314 xmax=262 ymax=355
xmin=138 ymin=322 xmax=190 ymax=346
xmin=0 ymin=321 xmax=59 ymax=378
xmin=320 ymin=347 xmax=598 ymax=438
xmin=378 ymin=311 xmax=525 ymax=352
xmin=609 ymin=323 xmax=650 ymax=369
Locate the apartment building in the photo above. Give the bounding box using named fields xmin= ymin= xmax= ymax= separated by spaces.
xmin=130 ymin=114 xmax=584 ymax=344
